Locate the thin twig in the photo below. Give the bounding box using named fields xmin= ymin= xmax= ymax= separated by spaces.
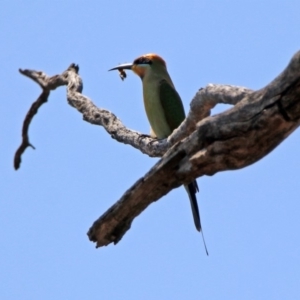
xmin=14 ymin=65 xmax=74 ymax=170
xmin=14 ymin=89 xmax=50 ymax=170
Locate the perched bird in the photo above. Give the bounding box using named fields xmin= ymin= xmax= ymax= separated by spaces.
xmin=109 ymin=54 xmax=208 ymax=254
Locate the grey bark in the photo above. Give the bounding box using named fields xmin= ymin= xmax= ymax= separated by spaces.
xmin=18 ymin=51 xmax=300 ymax=248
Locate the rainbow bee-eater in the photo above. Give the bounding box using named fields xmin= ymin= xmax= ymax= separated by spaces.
xmin=109 ymin=54 xmax=208 ymax=254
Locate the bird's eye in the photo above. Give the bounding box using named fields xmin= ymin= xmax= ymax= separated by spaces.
xmin=145 ymin=58 xmax=152 ymax=65
xmin=134 ymin=57 xmax=152 ymax=65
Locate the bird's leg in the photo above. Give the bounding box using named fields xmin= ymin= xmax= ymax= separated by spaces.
xmin=138 ymin=133 xmax=152 ymax=139
xmin=138 ymin=133 xmax=163 ymax=145
xmin=138 ymin=134 xmax=159 ymax=144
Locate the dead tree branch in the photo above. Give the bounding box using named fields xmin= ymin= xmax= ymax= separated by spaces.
xmin=14 ymin=67 xmax=71 ymax=169
xmin=16 ymin=66 xmax=250 ymax=170
xmin=87 ymin=51 xmax=300 ymax=247
xmin=16 ymin=51 xmax=300 ymax=248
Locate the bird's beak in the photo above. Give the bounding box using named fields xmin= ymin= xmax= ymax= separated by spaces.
xmin=108 ymin=63 xmax=133 ymax=71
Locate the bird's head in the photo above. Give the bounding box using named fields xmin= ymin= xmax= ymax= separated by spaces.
xmin=109 ymin=53 xmax=166 ymax=79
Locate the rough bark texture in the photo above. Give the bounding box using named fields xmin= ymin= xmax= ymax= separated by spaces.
xmin=16 ymin=51 xmax=300 ymax=248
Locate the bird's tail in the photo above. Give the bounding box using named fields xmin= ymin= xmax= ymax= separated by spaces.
xmin=185 ymin=181 xmax=209 ymax=256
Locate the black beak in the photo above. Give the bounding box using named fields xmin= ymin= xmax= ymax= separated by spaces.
xmin=108 ymin=63 xmax=133 ymax=71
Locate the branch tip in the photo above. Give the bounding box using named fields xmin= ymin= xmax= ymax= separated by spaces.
xmin=28 ymin=143 xmax=35 ymax=150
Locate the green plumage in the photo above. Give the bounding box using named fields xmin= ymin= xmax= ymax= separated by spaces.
xmin=141 ymin=67 xmax=203 ymax=233
xmin=159 ymin=79 xmax=186 ymax=131
xmin=142 ymin=64 xmax=185 ymax=139
xmin=109 ymin=54 xmax=208 ymax=254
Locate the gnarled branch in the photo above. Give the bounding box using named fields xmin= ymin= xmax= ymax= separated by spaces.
xmin=16 ymin=51 xmax=300 ymax=248
xmin=14 ymin=66 xmax=72 ymax=169
xmin=16 ymin=66 xmax=249 ymax=168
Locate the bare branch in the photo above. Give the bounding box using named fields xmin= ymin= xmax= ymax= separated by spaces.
xmin=167 ymin=84 xmax=253 ymax=146
xmin=65 ymin=68 xmax=167 ymax=156
xmin=87 ymin=51 xmax=300 ymax=247
xmin=16 ymin=64 xmax=253 ymax=169
xmin=14 ymin=90 xmax=49 ymax=170
xmin=66 ymin=69 xmax=253 ymax=156
xmin=14 ymin=66 xmax=71 ymax=170
xmin=16 ymin=51 xmax=300 ymax=248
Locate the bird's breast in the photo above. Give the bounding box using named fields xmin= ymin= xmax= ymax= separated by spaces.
xmin=142 ymin=80 xmax=172 ymax=139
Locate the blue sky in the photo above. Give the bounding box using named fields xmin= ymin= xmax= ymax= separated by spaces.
xmin=1 ymin=1 xmax=300 ymax=299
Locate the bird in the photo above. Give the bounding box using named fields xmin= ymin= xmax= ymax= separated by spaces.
xmin=109 ymin=54 xmax=208 ymax=255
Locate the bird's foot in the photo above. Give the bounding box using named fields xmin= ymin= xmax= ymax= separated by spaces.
xmin=138 ymin=134 xmax=162 ymax=145
xmin=138 ymin=133 xmax=152 ymax=140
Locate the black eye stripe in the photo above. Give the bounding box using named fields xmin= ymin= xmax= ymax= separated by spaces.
xmin=133 ymin=57 xmax=152 ymax=65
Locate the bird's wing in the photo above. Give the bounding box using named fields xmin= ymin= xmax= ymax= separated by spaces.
xmin=158 ymin=79 xmax=186 ymax=131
